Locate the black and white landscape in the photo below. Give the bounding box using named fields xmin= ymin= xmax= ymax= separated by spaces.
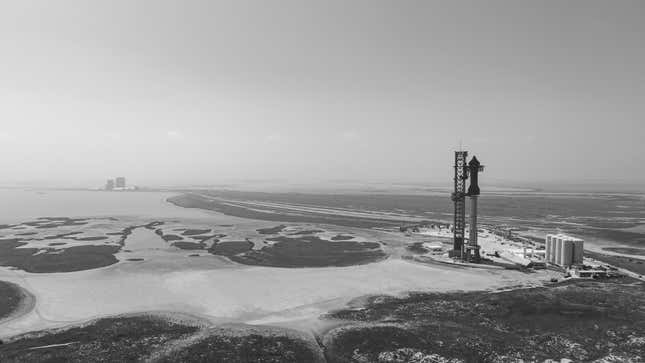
xmin=1 ymin=1 xmax=644 ymax=362
xmin=0 ymin=188 xmax=644 ymax=362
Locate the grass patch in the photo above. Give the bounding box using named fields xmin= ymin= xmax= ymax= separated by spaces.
xmin=602 ymin=247 xmax=645 ymax=256
xmin=257 ymin=225 xmax=287 ymax=235
xmin=0 ymin=315 xmax=199 ymax=362
xmin=172 ymin=242 xmax=206 ymax=250
xmin=208 ymin=241 xmax=254 ymax=257
xmin=323 ymin=280 xmax=645 ymax=362
xmin=181 ymin=229 xmax=211 ymax=236
xmin=228 ymin=236 xmax=385 ymax=268
xmin=0 ymin=281 xmax=23 ymax=321
xmin=0 ymin=239 xmax=120 ymax=273
xmin=330 ymin=234 xmax=354 ymax=241
xmin=157 ymin=331 xmax=321 ymax=363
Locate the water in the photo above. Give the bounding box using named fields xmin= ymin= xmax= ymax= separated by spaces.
xmin=124 ymin=227 xmax=168 ymax=251
xmin=1 ymin=188 xmax=644 ymax=250
xmin=0 ymin=189 xmax=225 ymax=224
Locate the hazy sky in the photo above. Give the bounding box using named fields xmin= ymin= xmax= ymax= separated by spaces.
xmin=1 ymin=1 xmax=643 ymax=187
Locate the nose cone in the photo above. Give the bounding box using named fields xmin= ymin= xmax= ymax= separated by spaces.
xmin=469 ymin=156 xmax=480 ymax=167
xmin=467 ymin=156 xmax=482 ymax=196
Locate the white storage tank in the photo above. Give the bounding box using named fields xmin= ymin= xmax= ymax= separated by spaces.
xmin=555 ymin=236 xmax=563 ymax=266
xmin=544 ymin=233 xmax=584 ymax=267
xmin=545 ymin=235 xmax=552 ymax=263
xmin=548 ymin=234 xmax=557 ymax=264
xmin=572 ymin=238 xmax=584 ymax=265
xmin=562 ymin=239 xmax=574 ymax=267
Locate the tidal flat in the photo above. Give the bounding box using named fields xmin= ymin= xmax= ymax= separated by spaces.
xmin=224 ymin=235 xmax=386 ymax=268
xmin=1 ymin=189 xmax=644 ymax=362
xmin=2 ymin=279 xmax=643 ymax=362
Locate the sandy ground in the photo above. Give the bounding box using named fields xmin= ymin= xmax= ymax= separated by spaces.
xmin=0 ymin=191 xmax=572 ymax=339
xmin=0 ymin=254 xmax=557 ymax=339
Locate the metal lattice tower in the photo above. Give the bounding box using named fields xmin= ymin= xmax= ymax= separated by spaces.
xmin=451 ymin=151 xmax=468 ymax=257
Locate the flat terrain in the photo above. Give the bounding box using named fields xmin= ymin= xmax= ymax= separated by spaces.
xmin=208 ymin=240 xmax=253 ymax=256
xmin=0 ymin=238 xmax=120 ymax=273
xmin=167 ymin=193 xmax=412 ymax=228
xmin=157 ymin=334 xmax=318 ymax=363
xmin=322 ymin=279 xmax=645 ymax=362
xmin=156 ymin=325 xmax=324 ymax=363
xmin=1 ymin=189 xmax=645 ymax=362
xmin=0 ymin=212 xmax=391 ymax=272
xmin=0 ymin=281 xmax=24 ymax=321
xmin=169 ymin=191 xmax=645 ymax=249
xmin=2 ymin=279 xmax=643 ymax=363
xmin=0 ymin=258 xmax=547 ymax=339
xmin=0 ymin=315 xmax=200 ymax=362
xmin=223 ymin=236 xmax=386 ymax=268
xmin=587 ymin=251 xmax=645 ymax=276
xmin=603 ymin=247 xmax=645 ymax=256
xmin=172 ymin=241 xmax=207 ymax=250
xmin=0 ymin=314 xmax=324 ymax=363
xmin=0 ymin=218 xmax=164 ymax=273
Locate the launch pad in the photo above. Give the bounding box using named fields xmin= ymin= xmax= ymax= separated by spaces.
xmin=450 ymin=151 xmax=484 ymax=262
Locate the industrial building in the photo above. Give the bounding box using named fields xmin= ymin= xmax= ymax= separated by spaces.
xmin=115 ymin=177 xmax=126 ymax=188
xmin=545 ymin=234 xmax=584 ymax=268
xmin=105 ymin=176 xmax=134 ymax=191
xmin=105 ymin=179 xmax=114 ymax=191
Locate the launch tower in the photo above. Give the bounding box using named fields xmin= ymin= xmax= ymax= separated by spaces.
xmin=450 ymin=151 xmax=468 ymax=258
xmin=450 ymin=151 xmax=484 ymax=262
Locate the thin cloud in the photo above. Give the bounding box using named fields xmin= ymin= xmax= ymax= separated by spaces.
xmin=341 ymin=130 xmax=360 ymax=141
xmin=166 ymin=130 xmax=183 ymax=139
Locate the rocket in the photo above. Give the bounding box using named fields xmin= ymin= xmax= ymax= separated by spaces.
xmin=467 ymin=156 xmax=484 ymax=261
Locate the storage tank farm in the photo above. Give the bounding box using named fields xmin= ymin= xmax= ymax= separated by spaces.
xmin=545 ymin=233 xmax=584 ymax=268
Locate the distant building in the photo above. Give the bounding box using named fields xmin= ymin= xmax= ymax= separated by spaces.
xmin=545 ymin=234 xmax=584 ymax=267
xmin=105 ymin=179 xmax=115 ymax=190
xmin=115 ymin=177 xmax=126 ymax=188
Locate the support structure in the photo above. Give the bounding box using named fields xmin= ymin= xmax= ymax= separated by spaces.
xmin=450 ymin=151 xmax=468 ymax=258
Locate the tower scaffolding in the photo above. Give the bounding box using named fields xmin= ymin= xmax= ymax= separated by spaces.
xmin=451 ymin=151 xmax=468 ymax=258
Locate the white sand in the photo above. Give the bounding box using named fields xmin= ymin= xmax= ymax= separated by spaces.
xmin=0 ymin=257 xmax=550 ymax=338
